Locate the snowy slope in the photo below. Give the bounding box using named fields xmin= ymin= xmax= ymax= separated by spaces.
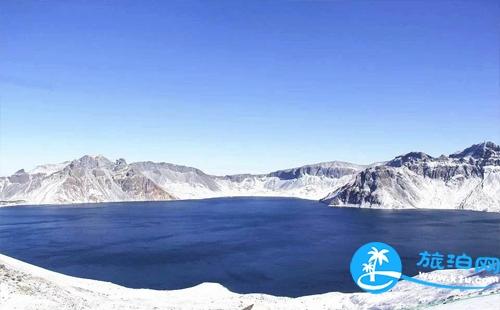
xmin=0 ymin=253 xmax=498 ymax=310
xmin=321 ymin=142 xmax=500 ymax=212
xmin=0 ymin=156 xmax=175 ymax=204
xmin=124 ymin=160 xmax=363 ymax=200
xmin=2 ymin=142 xmax=499 ymax=211
xmin=0 ymin=157 xmax=361 ymax=204
xmin=29 ymin=161 xmax=70 ymax=175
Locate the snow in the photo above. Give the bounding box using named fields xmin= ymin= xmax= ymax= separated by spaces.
xmin=0 ymin=253 xmax=498 ymax=309
xmin=334 ymin=167 xmax=500 ymax=212
xmin=29 ymin=162 xmax=70 ymax=175
xmin=321 ymin=142 xmax=500 ymax=212
xmin=1 ymin=158 xmax=360 ymax=205
xmin=2 ymin=142 xmax=499 ymax=212
xmin=430 ymin=294 xmax=500 ymax=309
xmin=212 ymin=174 xmax=355 ymax=200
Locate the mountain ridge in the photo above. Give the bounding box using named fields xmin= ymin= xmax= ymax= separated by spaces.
xmin=1 ymin=141 xmax=499 ymax=211
xmin=1 ymin=156 xmax=361 ymax=204
xmin=320 ymin=142 xmax=500 ymax=212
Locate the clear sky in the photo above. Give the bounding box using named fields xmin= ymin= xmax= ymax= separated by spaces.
xmin=0 ymin=0 xmax=499 ymax=176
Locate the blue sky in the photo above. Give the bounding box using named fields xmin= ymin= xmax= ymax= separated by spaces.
xmin=0 ymin=0 xmax=499 ymax=176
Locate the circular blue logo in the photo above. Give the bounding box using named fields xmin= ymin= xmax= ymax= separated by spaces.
xmin=350 ymin=242 xmax=402 ymax=294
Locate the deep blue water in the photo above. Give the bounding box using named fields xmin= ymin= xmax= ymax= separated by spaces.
xmin=0 ymin=197 xmax=499 ymax=297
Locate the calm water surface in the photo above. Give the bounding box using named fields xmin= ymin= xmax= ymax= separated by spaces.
xmin=0 ymin=197 xmax=499 ymax=297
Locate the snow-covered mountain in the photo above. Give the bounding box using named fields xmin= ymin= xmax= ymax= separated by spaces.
xmin=320 ymin=142 xmax=500 ymax=212
xmin=0 ymin=156 xmax=175 ymax=204
xmin=0 ymin=156 xmax=363 ymax=204
xmin=2 ymin=142 xmax=499 ymax=211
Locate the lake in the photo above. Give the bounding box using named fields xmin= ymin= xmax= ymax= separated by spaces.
xmin=0 ymin=197 xmax=499 ymax=297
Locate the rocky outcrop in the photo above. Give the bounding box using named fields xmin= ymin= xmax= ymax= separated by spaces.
xmin=0 ymin=157 xmax=362 ymax=204
xmin=2 ymin=142 xmax=498 ymax=211
xmin=0 ymin=156 xmax=175 ymax=204
xmin=320 ymin=142 xmax=500 ymax=212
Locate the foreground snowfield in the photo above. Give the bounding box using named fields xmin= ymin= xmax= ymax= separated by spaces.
xmin=1 ymin=254 xmax=498 ymax=310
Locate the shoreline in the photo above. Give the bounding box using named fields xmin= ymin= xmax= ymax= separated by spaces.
xmin=1 ymin=196 xmax=498 ymax=213
xmin=1 ymin=253 xmax=499 ymax=309
xmin=0 ymin=195 xmax=318 ymax=208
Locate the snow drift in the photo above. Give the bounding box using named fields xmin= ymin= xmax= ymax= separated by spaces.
xmin=0 ymin=253 xmax=498 ymax=310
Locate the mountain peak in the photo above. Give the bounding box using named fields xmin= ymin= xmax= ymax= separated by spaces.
xmin=387 ymin=151 xmax=433 ymax=167
xmin=69 ymin=155 xmax=113 ymax=169
xmin=115 ymin=158 xmax=127 ymax=165
xmin=450 ymin=141 xmax=499 ymax=159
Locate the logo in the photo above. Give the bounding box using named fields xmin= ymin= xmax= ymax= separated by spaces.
xmin=350 ymin=242 xmax=402 ymax=294
xmin=350 ymin=242 xmax=497 ymax=293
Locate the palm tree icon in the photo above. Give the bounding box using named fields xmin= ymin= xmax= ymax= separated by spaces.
xmin=366 ymin=247 xmax=389 ymax=282
xmin=362 ymin=263 xmax=374 ymax=273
